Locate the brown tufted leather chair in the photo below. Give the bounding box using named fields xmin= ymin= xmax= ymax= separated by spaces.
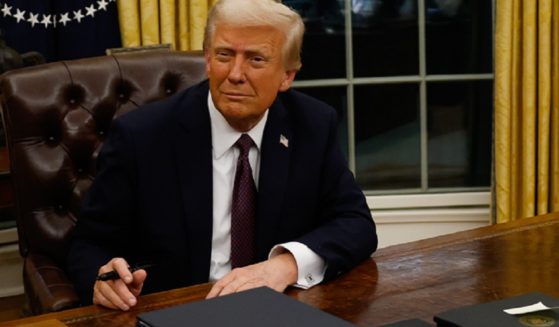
xmin=0 ymin=51 xmax=206 ymax=315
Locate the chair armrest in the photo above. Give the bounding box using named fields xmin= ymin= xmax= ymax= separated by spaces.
xmin=24 ymin=253 xmax=80 ymax=314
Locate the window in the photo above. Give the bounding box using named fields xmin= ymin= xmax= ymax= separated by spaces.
xmin=286 ymin=0 xmax=493 ymax=194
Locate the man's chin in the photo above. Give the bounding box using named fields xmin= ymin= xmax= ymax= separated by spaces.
xmin=218 ymin=104 xmax=248 ymax=116
xmin=218 ymin=109 xmax=263 ymax=132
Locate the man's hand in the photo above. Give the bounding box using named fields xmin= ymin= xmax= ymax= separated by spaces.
xmin=206 ymin=252 xmax=298 ymax=299
xmin=93 ymin=257 xmax=147 ymax=311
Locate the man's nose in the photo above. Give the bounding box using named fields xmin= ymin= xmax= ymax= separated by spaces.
xmin=227 ymin=56 xmax=246 ymax=83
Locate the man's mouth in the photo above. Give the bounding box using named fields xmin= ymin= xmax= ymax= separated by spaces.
xmin=222 ymin=91 xmax=250 ymax=101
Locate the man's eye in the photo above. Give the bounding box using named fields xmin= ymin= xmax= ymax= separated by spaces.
xmin=215 ymin=52 xmax=231 ymax=60
xmin=251 ymin=56 xmax=266 ymax=66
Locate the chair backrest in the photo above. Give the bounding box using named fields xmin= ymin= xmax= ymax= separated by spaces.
xmin=0 ymin=51 xmax=207 ymax=265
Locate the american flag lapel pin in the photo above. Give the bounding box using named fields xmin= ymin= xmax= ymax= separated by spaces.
xmin=279 ymin=134 xmax=289 ymax=148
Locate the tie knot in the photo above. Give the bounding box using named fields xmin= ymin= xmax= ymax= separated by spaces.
xmin=235 ymin=134 xmax=253 ymax=156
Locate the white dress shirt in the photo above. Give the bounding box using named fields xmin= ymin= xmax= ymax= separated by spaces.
xmin=207 ymin=93 xmax=326 ymax=289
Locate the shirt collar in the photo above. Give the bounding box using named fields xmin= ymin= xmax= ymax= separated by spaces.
xmin=208 ymin=92 xmax=268 ymax=159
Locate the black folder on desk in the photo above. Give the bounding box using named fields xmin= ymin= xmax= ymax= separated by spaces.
xmin=137 ymin=287 xmax=355 ymax=327
xmin=380 ymin=318 xmax=433 ymax=326
xmin=434 ymin=292 xmax=559 ymax=327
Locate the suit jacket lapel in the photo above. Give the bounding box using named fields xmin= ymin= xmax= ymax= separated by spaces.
xmin=256 ymin=96 xmax=291 ymax=259
xmin=174 ymin=83 xmax=213 ymax=283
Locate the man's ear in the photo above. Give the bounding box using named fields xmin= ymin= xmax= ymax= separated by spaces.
xmin=204 ymin=51 xmax=211 ymax=74
xmin=279 ymin=69 xmax=298 ymax=92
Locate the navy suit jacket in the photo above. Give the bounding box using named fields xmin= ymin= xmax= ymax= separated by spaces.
xmin=67 ymin=80 xmax=377 ymax=304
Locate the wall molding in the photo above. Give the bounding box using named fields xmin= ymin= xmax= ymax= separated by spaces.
xmin=0 ymin=227 xmax=18 ymax=245
xmin=374 ymin=207 xmax=490 ymax=224
xmin=367 ymin=191 xmax=491 ymax=210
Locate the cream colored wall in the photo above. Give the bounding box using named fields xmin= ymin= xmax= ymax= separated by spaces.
xmin=375 ymin=208 xmax=490 ymax=248
xmin=0 ymin=228 xmax=22 ymax=297
xmin=370 ymin=192 xmax=491 ymax=248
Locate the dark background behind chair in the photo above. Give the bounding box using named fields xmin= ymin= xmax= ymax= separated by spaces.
xmin=0 ymin=51 xmax=206 ymax=314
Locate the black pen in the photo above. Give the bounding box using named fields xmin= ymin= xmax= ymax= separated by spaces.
xmin=96 ymin=263 xmax=153 ymax=281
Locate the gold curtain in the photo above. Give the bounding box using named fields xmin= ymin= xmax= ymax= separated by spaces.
xmin=116 ymin=0 xmax=218 ymax=51
xmin=495 ymin=0 xmax=559 ymax=223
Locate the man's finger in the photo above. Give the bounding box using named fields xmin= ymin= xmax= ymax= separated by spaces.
xmin=207 ymin=267 xmax=261 ymax=298
xmin=235 ymin=279 xmax=265 ymax=293
xmin=216 ymin=279 xmax=244 ymax=297
xmin=206 ymin=280 xmax=226 ymax=299
xmin=206 ymin=268 xmax=243 ymax=298
xmin=112 ymin=258 xmax=133 ymax=284
xmin=94 ymin=281 xmax=130 ymax=311
xmin=113 ymin=277 xmax=140 ymax=307
xmin=129 ymin=270 xmax=147 ymax=296
xmin=93 ymin=288 xmax=117 ymax=310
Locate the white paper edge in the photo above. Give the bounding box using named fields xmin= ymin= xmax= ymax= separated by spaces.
xmin=503 ymin=302 xmax=551 ymax=315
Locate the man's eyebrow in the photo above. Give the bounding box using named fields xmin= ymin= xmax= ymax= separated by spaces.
xmin=245 ymin=49 xmax=270 ymax=57
xmin=212 ymin=46 xmax=271 ymax=58
xmin=213 ymin=46 xmax=233 ymax=51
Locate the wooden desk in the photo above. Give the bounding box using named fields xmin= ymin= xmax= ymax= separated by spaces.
xmin=2 ymin=212 xmax=558 ymax=327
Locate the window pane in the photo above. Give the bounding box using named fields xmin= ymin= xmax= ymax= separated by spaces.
xmin=353 ymin=0 xmax=419 ymax=77
xmin=426 ymin=0 xmax=493 ymax=74
xmin=286 ymin=0 xmax=346 ymax=79
xmin=427 ymin=80 xmax=492 ymax=188
xmin=295 ymin=86 xmax=349 ymax=158
xmin=355 ymin=83 xmax=421 ymax=190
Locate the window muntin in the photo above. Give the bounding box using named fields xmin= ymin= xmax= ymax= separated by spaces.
xmin=269 ymin=0 xmax=492 ymax=193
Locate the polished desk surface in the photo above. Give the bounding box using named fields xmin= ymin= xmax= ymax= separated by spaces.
xmin=2 ymin=212 xmax=558 ymax=327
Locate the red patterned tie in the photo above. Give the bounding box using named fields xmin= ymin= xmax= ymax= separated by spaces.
xmin=231 ymin=134 xmax=256 ymax=268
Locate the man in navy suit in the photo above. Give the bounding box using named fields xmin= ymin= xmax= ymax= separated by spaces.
xmin=67 ymin=0 xmax=377 ymax=311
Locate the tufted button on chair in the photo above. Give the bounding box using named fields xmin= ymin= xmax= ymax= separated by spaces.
xmin=0 ymin=51 xmax=206 ymax=315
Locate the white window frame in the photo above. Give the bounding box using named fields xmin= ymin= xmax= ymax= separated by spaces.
xmin=293 ymin=0 xmax=495 ymax=199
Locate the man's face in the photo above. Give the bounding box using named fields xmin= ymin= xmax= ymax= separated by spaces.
xmin=205 ymin=24 xmax=297 ymax=132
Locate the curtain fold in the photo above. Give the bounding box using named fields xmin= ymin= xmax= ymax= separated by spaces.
xmin=552 ymin=1 xmax=559 ymax=213
xmin=117 ymin=1 xmax=141 ymax=47
xmin=116 ymin=0 xmax=215 ymax=51
xmin=495 ymin=0 xmax=559 ymax=223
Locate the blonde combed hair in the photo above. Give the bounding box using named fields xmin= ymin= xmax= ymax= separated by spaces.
xmin=203 ymin=0 xmax=305 ymax=71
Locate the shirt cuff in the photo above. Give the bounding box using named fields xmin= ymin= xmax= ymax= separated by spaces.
xmin=269 ymin=242 xmax=327 ymax=289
